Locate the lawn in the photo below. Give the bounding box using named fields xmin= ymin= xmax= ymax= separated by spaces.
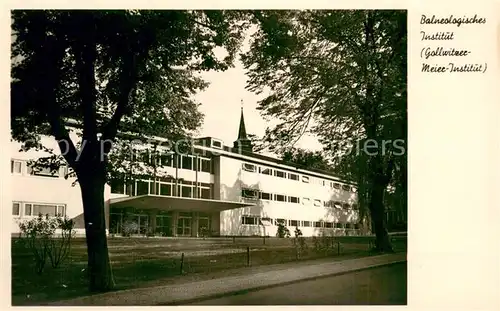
xmin=11 ymin=235 xmax=407 ymax=305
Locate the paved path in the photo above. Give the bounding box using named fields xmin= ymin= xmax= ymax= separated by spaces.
xmin=52 ymin=252 xmax=406 ymax=306
xmin=189 ymin=262 xmax=407 ymax=305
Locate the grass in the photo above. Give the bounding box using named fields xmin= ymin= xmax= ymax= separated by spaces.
xmin=11 ymin=235 xmax=407 ymax=305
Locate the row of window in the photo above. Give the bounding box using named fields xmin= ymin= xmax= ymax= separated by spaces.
xmin=11 ymin=159 xmax=66 ymax=178
xmin=12 ymin=201 xmax=67 ymax=217
xmin=241 ymin=188 xmax=357 ymax=210
xmin=110 ymin=178 xmax=213 ymax=199
xmin=11 ymin=155 xmax=212 ymax=180
xmin=241 ymin=216 xmax=360 ymax=229
xmin=132 ymin=152 xmax=212 ymax=173
xmin=241 ymin=162 xmax=356 ymax=193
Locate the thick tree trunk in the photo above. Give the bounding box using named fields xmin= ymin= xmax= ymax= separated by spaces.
xmin=369 ymin=181 xmax=394 ymax=253
xmin=79 ymin=172 xmax=115 ymax=292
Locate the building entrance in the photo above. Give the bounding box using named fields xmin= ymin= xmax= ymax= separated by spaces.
xmin=177 ymin=216 xmax=192 ymax=236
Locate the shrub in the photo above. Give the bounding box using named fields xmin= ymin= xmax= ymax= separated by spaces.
xmin=47 ymin=216 xmax=75 ymax=268
xmin=276 ymin=222 xmax=290 ymax=238
xmin=199 ymin=226 xmax=209 ymax=239
xmin=122 ymin=221 xmax=139 ymax=237
xmin=18 ymin=214 xmax=75 ymax=274
xmin=292 ymin=226 xmax=307 ymax=259
xmin=312 ymin=231 xmax=337 ymax=255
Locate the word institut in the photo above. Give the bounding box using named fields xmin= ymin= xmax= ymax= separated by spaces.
xmin=10 ymin=110 xmax=362 ymax=238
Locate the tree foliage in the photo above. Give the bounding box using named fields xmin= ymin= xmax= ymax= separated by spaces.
xmin=280 ymin=147 xmax=333 ymax=171
xmin=242 ymin=10 xmax=407 ymax=252
xmin=11 ymin=9 xmax=250 ymax=291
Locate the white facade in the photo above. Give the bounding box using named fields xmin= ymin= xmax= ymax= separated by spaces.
xmin=10 ymin=133 xmax=360 ymax=237
xmin=213 ymin=149 xmax=359 ymax=237
xmin=10 ymin=134 xmax=112 ymax=235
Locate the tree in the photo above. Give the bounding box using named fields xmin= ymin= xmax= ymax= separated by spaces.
xmin=11 ymin=10 xmax=249 ymax=292
xmin=241 ymin=10 xmax=407 ymax=252
xmin=280 ymin=147 xmax=333 ymax=171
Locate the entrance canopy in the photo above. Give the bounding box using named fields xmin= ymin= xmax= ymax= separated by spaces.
xmin=109 ymin=195 xmax=255 ymax=213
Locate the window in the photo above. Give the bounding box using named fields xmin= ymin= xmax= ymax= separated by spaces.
xmin=200 ymin=158 xmax=211 ymax=173
xmin=160 ymin=183 xmax=172 ymax=196
xmin=288 ymin=173 xmax=299 ymax=181
xmin=242 ymin=188 xmax=258 ymax=199
xmin=160 ymin=153 xmax=173 ymax=167
xmin=275 ymin=194 xmax=286 ymax=202
xmin=12 ymin=202 xmax=20 ymax=216
xmin=274 ymin=170 xmax=286 ymax=178
xmin=28 ymin=165 xmax=60 ymax=178
xmin=289 ymin=220 xmax=299 ymax=227
xmin=260 ymin=192 xmax=271 ymax=200
xmin=25 ymin=204 xmax=32 ymax=216
xmin=313 ymin=199 xmax=321 ymax=207
xmin=354 ymin=223 xmax=360 ymax=229
xmin=242 ymin=216 xmax=258 ymax=225
xmin=275 ymin=218 xmax=286 ymax=226
xmin=335 ymin=223 xmax=344 ymax=229
xmin=289 ymin=196 xmax=299 ymax=204
xmin=141 ymin=150 xmax=150 ymax=164
xmin=345 ymin=223 xmax=353 ymax=229
xmin=56 ymin=206 xmax=66 ymax=217
xmin=136 ymin=181 xmax=149 ymax=196
xmin=302 ymin=176 xmax=310 ymax=183
xmin=259 ymin=167 xmax=272 ymax=175
xmin=30 ymin=204 xmax=59 ymax=217
xmin=181 ymin=155 xmax=193 ymax=170
xmin=302 ymin=198 xmax=310 ymax=205
xmin=302 ymin=221 xmax=311 ymax=227
xmin=342 ymin=203 xmax=350 ymax=210
xmin=342 ymin=184 xmax=351 ymax=191
xmin=200 ymin=188 xmax=211 ymax=199
xmin=149 ymin=182 xmax=159 ymax=195
xmin=314 ymin=221 xmax=322 ymax=228
xmin=260 ymin=217 xmax=273 ymax=226
xmin=181 ymin=186 xmax=193 ymax=198
xmin=211 ymin=140 xmax=223 ymax=149
xmin=334 ymin=201 xmax=343 ymax=209
xmin=124 ymin=182 xmax=135 ymax=195
xmin=325 ymin=222 xmax=334 ymax=228
xmin=242 ymin=163 xmax=257 ymax=172
xmin=110 ymin=178 xmax=125 ymax=194
xmin=11 ymin=160 xmax=22 ymax=174
xmin=333 ymin=183 xmax=341 ymax=189
xmin=159 ymin=175 xmax=174 ymax=182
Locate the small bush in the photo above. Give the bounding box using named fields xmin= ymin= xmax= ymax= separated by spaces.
xmin=18 ymin=214 xmax=75 ymax=274
xmin=276 ymin=222 xmax=290 ymax=238
xmin=122 ymin=221 xmax=139 ymax=237
xmin=47 ymin=216 xmax=75 ymax=268
xmin=199 ymin=226 xmax=209 ymax=239
xmin=312 ymin=231 xmax=337 ymax=255
xmin=292 ymin=227 xmax=307 ymax=259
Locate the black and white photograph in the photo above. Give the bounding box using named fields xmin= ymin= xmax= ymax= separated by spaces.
xmin=9 ymin=8 xmax=408 ymax=306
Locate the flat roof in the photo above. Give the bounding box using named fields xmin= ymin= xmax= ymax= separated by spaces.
xmin=109 ymin=195 xmax=255 ymax=213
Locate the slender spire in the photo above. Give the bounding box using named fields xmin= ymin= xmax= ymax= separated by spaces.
xmin=238 ymin=100 xmax=248 ymax=140
xmin=234 ymin=99 xmax=253 ymax=152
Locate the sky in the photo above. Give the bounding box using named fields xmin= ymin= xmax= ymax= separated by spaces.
xmin=193 ymin=31 xmax=322 ymax=155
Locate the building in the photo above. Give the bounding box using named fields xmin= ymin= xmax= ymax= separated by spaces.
xmin=10 ymin=108 xmax=361 ymax=237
